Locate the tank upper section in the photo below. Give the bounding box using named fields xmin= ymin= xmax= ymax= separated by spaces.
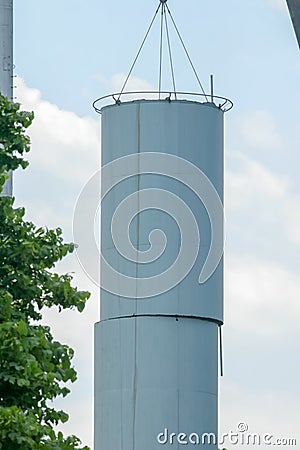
xmin=100 ymin=99 xmax=224 ymax=324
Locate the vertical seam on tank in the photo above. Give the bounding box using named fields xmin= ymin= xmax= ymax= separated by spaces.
xmin=135 ymin=102 xmax=141 ymax=307
xmin=132 ymin=102 xmax=140 ymax=450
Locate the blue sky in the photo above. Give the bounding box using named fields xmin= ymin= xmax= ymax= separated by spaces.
xmin=12 ymin=0 xmax=300 ymax=448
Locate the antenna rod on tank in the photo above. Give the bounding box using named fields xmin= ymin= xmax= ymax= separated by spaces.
xmin=210 ymin=74 xmax=214 ymax=103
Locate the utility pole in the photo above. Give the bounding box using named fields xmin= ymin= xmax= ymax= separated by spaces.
xmin=0 ymin=0 xmax=13 ymax=196
xmin=286 ymin=0 xmax=300 ymax=48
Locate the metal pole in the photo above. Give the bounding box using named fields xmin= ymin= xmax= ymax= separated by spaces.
xmin=219 ymin=325 xmax=224 ymax=377
xmin=0 ymin=0 xmax=13 ymax=196
xmin=210 ymin=74 xmax=214 ymax=103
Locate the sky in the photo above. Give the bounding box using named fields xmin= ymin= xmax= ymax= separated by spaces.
xmin=11 ymin=0 xmax=300 ymax=448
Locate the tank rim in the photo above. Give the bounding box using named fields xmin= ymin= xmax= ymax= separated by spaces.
xmin=93 ymin=91 xmax=233 ymax=114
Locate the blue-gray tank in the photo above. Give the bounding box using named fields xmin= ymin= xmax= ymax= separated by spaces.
xmin=95 ymin=99 xmax=224 ymax=449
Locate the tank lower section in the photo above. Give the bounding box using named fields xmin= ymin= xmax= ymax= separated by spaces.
xmin=94 ymin=316 xmax=218 ymax=450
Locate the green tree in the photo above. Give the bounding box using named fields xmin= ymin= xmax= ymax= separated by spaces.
xmin=0 ymin=93 xmax=91 ymax=450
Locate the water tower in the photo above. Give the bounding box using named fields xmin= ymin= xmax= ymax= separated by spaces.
xmin=92 ymin=2 xmax=232 ymax=448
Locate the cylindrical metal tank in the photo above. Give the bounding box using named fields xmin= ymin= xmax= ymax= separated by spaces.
xmin=95 ymin=99 xmax=224 ymax=449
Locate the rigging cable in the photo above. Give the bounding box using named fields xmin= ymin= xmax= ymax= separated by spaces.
xmin=158 ymin=3 xmax=164 ymax=99
xmin=165 ymin=3 xmax=208 ymax=101
xmin=118 ymin=0 xmax=208 ymax=102
xmin=117 ymin=3 xmax=161 ymax=101
xmin=164 ymin=5 xmax=177 ymax=98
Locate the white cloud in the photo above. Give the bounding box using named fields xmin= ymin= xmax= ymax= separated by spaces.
xmin=16 ymin=77 xmax=100 ymax=183
xmin=236 ymin=110 xmax=283 ymax=152
xmin=220 ymin=380 xmax=300 ymax=449
xmin=226 ymin=152 xmax=300 ymax=247
xmin=226 ymin=152 xmax=287 ymax=210
xmin=225 ymin=255 xmax=300 ymax=335
xmin=267 ymin=0 xmax=288 ymax=12
xmin=21 ymin=198 xmax=71 ymax=231
xmin=110 ymin=73 xmax=155 ymax=92
xmin=225 ymin=157 xmax=300 ymax=335
xmin=109 ymin=73 xmax=157 ymax=101
xmin=286 ymin=200 xmax=300 ymax=245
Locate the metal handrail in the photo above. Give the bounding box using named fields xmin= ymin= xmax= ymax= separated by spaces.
xmin=93 ymin=91 xmax=233 ymax=114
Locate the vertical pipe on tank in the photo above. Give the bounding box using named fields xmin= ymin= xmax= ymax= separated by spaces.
xmin=0 ymin=0 xmax=13 ymax=196
xmin=210 ymin=74 xmax=214 ymax=103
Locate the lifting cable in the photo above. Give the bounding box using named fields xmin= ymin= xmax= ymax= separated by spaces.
xmin=164 ymin=3 xmax=208 ymax=101
xmin=164 ymin=5 xmax=177 ymax=98
xmin=118 ymin=0 xmax=208 ymax=102
xmin=117 ymin=3 xmax=161 ymax=101
xmin=158 ymin=4 xmax=164 ymax=98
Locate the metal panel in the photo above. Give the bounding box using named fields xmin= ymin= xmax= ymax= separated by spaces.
xmin=100 ymin=100 xmax=224 ymax=323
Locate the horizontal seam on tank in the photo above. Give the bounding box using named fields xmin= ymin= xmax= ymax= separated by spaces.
xmin=99 ymin=314 xmax=223 ymax=325
xmin=95 ymin=387 xmax=217 ymax=396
